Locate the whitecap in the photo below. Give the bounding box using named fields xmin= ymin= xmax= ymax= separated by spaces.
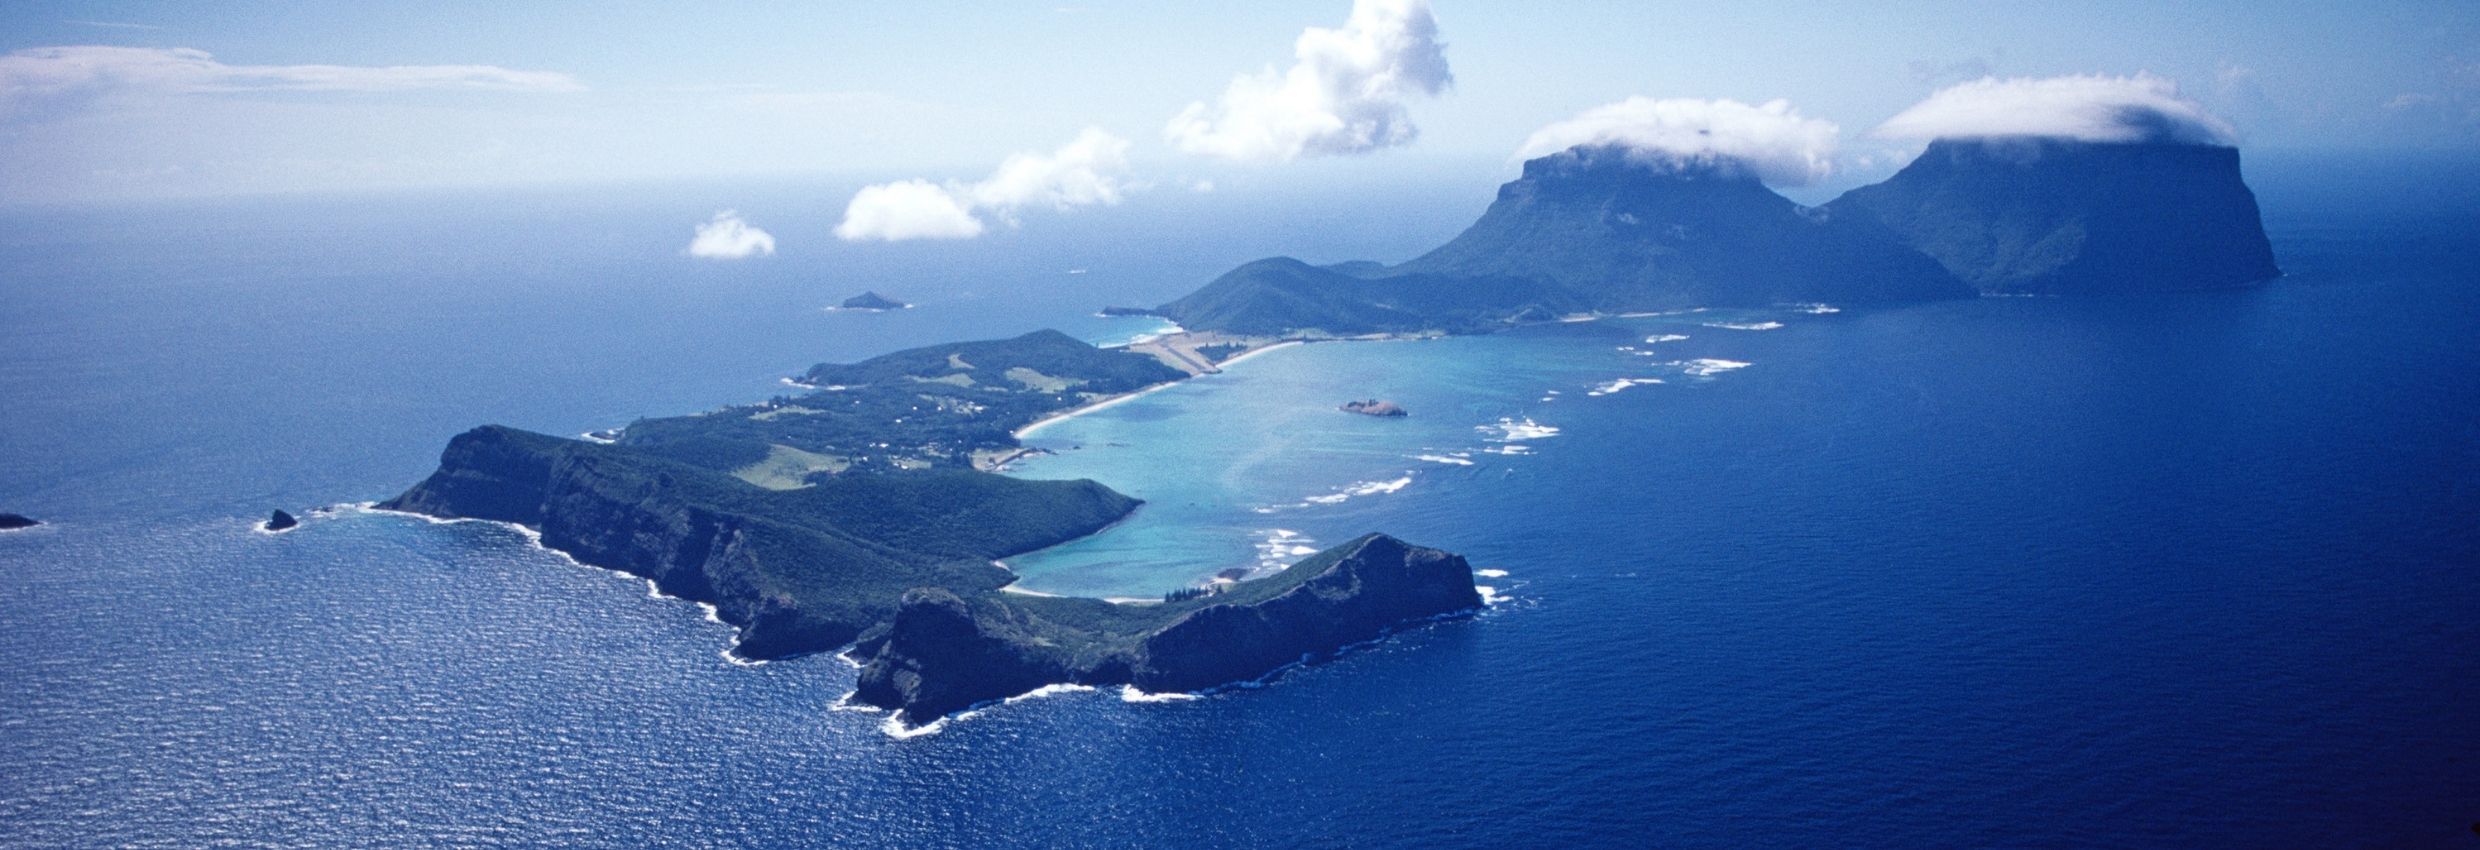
xmin=1702 ymin=321 xmax=1784 ymax=331
xmin=1254 ymin=528 xmax=1317 ymax=573
xmin=1005 ymin=683 xmax=1098 ymax=704
xmin=1120 ymin=686 xmax=1201 ymax=703
xmin=1413 ymin=453 xmax=1476 ymax=466
xmin=1477 ymin=417 xmax=1560 ymax=442
xmin=1644 ymin=334 xmax=1691 ymax=344
xmin=880 ymin=715 xmax=948 ymax=739
xmin=1475 ymin=568 xmax=1509 ymax=578
xmin=1586 ymin=377 xmax=1664 ymax=396
xmin=1674 ymin=358 xmax=1752 ymax=377
xmin=1298 ymin=474 xmax=1415 ymax=506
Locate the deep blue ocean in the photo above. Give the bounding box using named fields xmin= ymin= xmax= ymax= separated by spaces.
xmin=2 ymin=157 xmax=2475 ymax=848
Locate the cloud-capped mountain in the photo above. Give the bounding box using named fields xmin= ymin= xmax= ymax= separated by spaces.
xmin=1827 ymin=137 xmax=2280 ymax=295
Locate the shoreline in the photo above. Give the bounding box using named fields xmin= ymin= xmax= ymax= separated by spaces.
xmin=1007 ymin=378 xmax=1188 ymax=442
xmin=1005 ymin=334 xmax=1382 ymax=446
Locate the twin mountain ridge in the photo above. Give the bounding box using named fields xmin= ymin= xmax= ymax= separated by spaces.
xmin=1155 ymin=137 xmax=2279 ymax=335
xmin=384 ymin=136 xmax=2277 ymax=726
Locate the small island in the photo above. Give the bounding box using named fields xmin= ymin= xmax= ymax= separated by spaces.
xmin=837 ymin=291 xmax=910 ymax=312
xmin=1341 ymin=399 xmax=1407 ymax=417
xmin=0 ymin=513 xmax=39 ymax=531
xmin=262 ymin=510 xmax=299 ymax=532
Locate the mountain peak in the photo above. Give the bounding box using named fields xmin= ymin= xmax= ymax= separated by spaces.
xmin=1829 ymin=136 xmax=2279 ymax=294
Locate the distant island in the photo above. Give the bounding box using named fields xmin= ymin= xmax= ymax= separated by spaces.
xmin=262 ymin=510 xmax=299 ymax=532
xmin=1341 ymin=399 xmax=1407 ymax=417
xmin=384 ymin=132 xmax=2275 ymax=726
xmin=0 ymin=513 xmax=37 ymax=531
xmin=837 ymin=291 xmax=910 ymax=312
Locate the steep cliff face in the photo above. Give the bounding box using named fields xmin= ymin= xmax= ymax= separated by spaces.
xmin=1157 ymin=145 xmax=1972 ymax=336
xmin=850 ymin=533 xmax=1483 ymax=725
xmin=1828 ymin=138 xmax=2281 ymax=295
xmin=850 ymin=589 xmax=1079 ymax=723
xmin=1126 ymin=534 xmax=1481 ymax=693
xmin=379 ymin=426 xmax=1136 ymax=660
xmin=391 ymin=431 xmax=1487 ymax=725
xmin=1396 ymin=146 xmax=1975 ymax=310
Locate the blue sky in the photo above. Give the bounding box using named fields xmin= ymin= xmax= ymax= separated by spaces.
xmin=2 ymin=1 xmax=2474 ymax=204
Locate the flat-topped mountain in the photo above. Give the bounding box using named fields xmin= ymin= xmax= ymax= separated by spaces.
xmin=1157 ymin=136 xmax=2283 ymax=335
xmin=1396 ymin=145 xmax=1973 ymax=308
xmin=1827 ymin=138 xmax=2280 ymax=295
xmin=1156 ymin=145 xmax=1971 ymax=335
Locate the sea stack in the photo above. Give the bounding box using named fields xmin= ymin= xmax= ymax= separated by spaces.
xmin=262 ymin=510 xmax=299 ymax=532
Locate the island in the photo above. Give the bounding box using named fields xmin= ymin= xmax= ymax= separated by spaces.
xmin=1143 ymin=136 xmax=2276 ymax=336
xmin=383 ymin=329 xmax=1483 ymax=725
xmin=837 ymin=291 xmax=910 ymax=312
xmin=384 ymin=133 xmax=2276 ymax=726
xmin=0 ymin=513 xmax=38 ymax=531
xmin=262 ymin=510 xmax=299 ymax=532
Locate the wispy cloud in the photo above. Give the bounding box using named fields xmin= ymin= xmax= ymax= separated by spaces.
xmin=1874 ymin=74 xmax=2236 ymax=145
xmin=1165 ymin=0 xmax=1451 ymax=162
xmin=0 ymin=45 xmax=582 ymax=122
xmin=65 ymin=20 xmax=165 ymax=31
xmin=1514 ymin=97 xmax=1842 ymax=186
xmin=836 ymin=128 xmax=1130 ymax=241
xmin=686 ymin=210 xmax=776 ymax=259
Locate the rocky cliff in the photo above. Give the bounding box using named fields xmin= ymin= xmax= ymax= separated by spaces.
xmin=379 ymin=426 xmax=1133 ymax=660
xmin=385 ymin=428 xmax=1485 ymax=726
xmin=1157 ymin=144 xmax=1972 ymax=335
xmin=1828 ymin=137 xmax=2280 ymax=295
xmin=850 ymin=533 xmax=1483 ymax=725
xmin=1395 ymin=145 xmax=1975 ymax=309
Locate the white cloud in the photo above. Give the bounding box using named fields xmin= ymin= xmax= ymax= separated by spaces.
xmin=835 ymin=180 xmax=985 ymax=241
xmin=1165 ymin=0 xmax=1451 ymax=162
xmin=835 ymin=128 xmax=1129 ymax=241
xmin=0 ymin=45 xmax=582 ymax=122
xmin=1513 ymin=97 xmax=1841 ymax=186
xmin=966 ymin=128 xmax=1129 ymax=216
xmin=687 ymin=210 xmax=776 ymax=259
xmin=1874 ymin=74 xmax=2237 ymax=145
